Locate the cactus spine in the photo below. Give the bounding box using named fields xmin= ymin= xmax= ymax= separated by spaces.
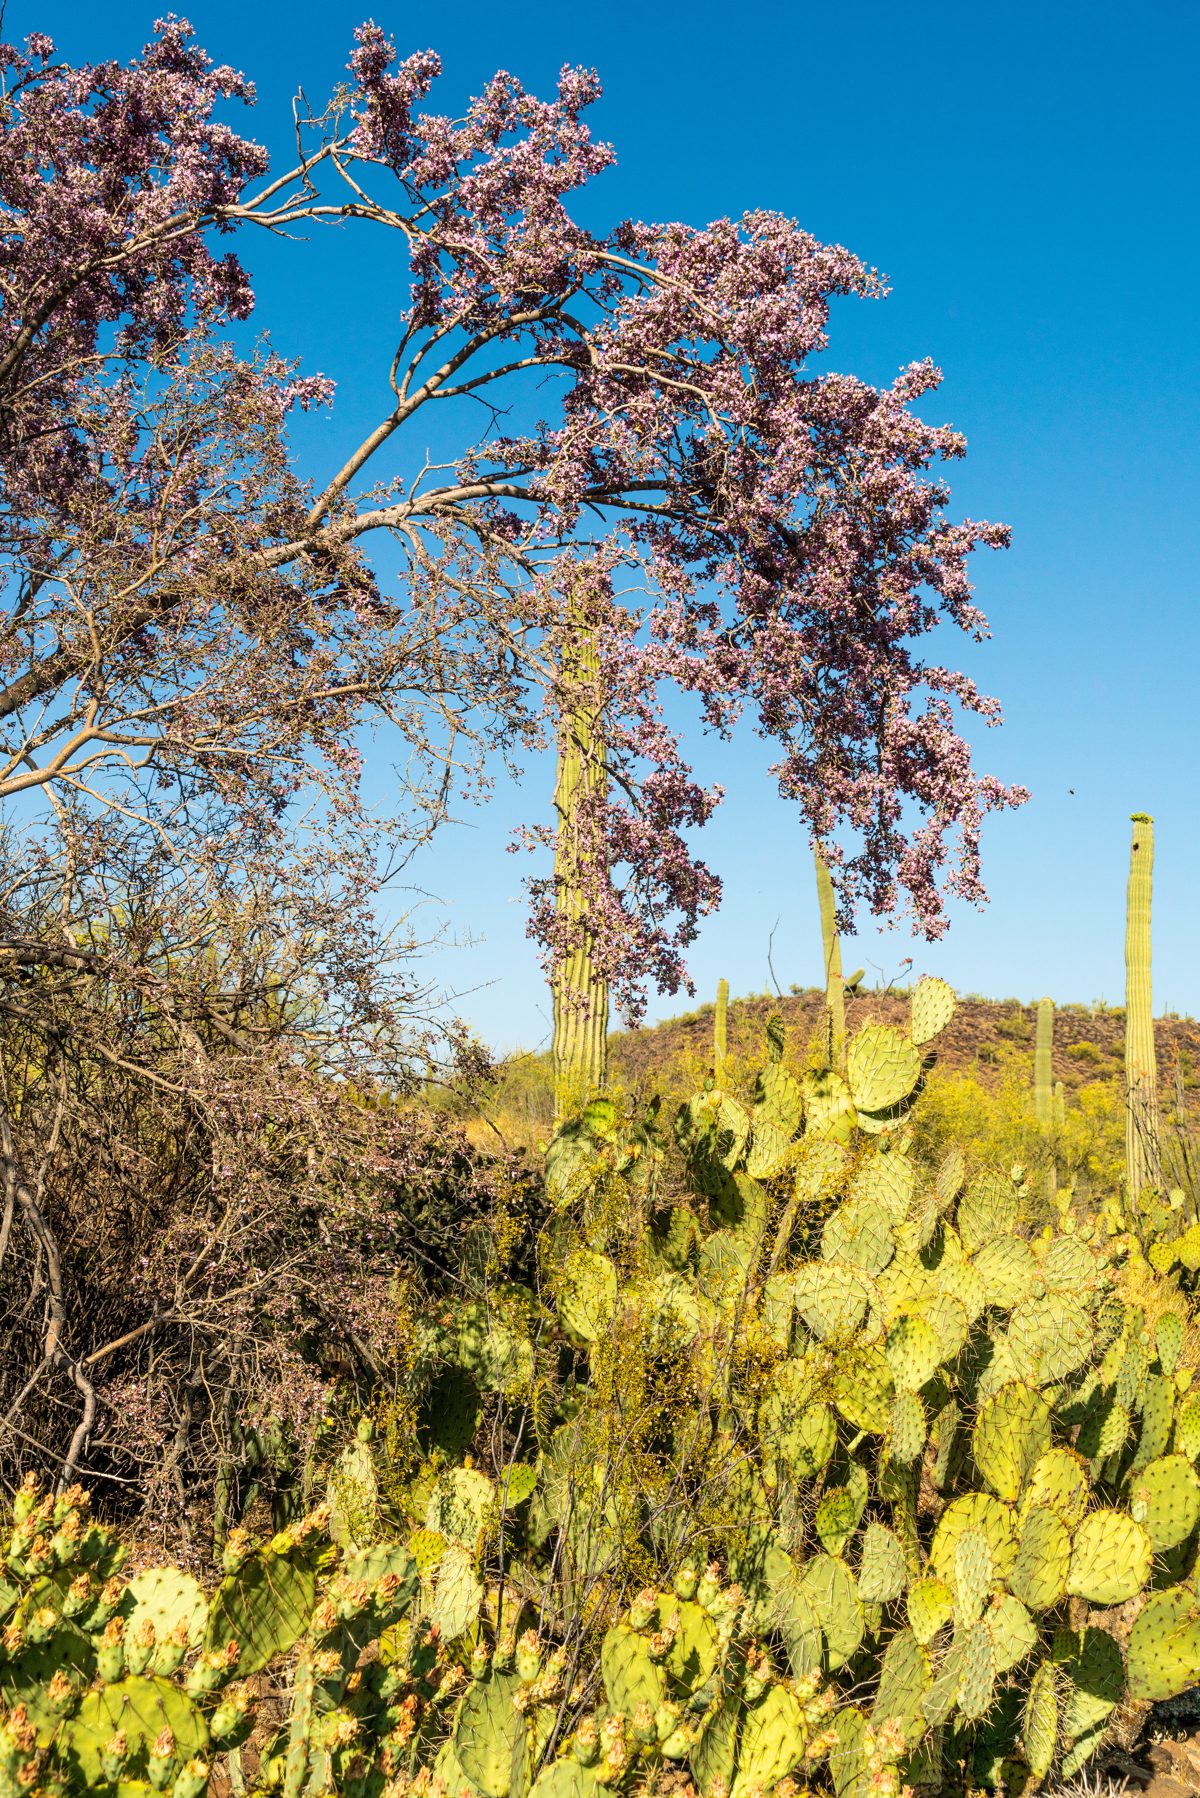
xmin=714 ymin=978 xmax=729 ymax=1087
xmin=1125 ymin=812 xmax=1161 ymax=1199
xmin=815 ymin=850 xmax=846 ymax=1073
xmin=551 ymin=600 xmax=609 ymax=1119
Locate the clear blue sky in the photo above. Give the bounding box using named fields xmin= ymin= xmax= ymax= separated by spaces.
xmin=39 ymin=0 xmax=1200 ymax=1050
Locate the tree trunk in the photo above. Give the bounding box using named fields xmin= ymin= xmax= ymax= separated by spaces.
xmin=1125 ymin=811 xmax=1161 ymax=1200
xmin=814 ymin=851 xmax=846 ymax=1074
xmin=551 ymin=614 xmax=609 ymax=1120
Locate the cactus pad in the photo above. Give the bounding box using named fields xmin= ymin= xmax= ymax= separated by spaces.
xmin=1156 ymin=1312 xmax=1185 ymax=1377
xmin=1066 ymin=1508 xmax=1152 ymax=1605
xmin=1023 ymin=1447 xmax=1090 ymax=1529
xmin=816 ymin=1487 xmax=861 ymax=1556
xmin=1175 ymin=1393 xmax=1200 ymax=1461
xmin=122 ymin=1567 xmax=208 ymax=1649
xmin=1040 ymin=1235 xmax=1098 ymax=1292
xmin=907 ymin=1577 xmax=954 ymax=1645
xmin=957 ymin=1171 xmax=1018 ymax=1254
xmin=1129 ymin=1454 xmax=1200 ymax=1550
xmin=871 ymin=1627 xmax=930 ymax=1745
xmin=956 ymin=1618 xmax=997 ymax=1721
xmin=953 ymin=1528 xmax=994 ymax=1625
xmin=205 ymin=1550 xmax=315 ymax=1676
xmin=1009 ymin=1503 xmax=1071 ymax=1613
xmin=850 ymin=1151 xmax=915 ymax=1224
xmin=912 ymin=1292 xmax=968 ymax=1363
xmin=847 ymin=1026 xmax=922 ymax=1112
xmin=930 ymin=1493 xmax=1017 ymax=1588
xmin=431 ymin=1541 xmax=484 ymax=1639
xmin=558 ymin=1251 xmax=618 ymax=1348
xmin=972 ymin=1236 xmax=1037 ymax=1309
xmin=831 ymin=1347 xmax=895 ymax=1433
xmin=1126 ymin=1586 xmax=1200 ymax=1702
xmin=1023 ymin=1660 xmax=1058 ymax=1779
xmin=64 ymin=1676 xmax=208 ymax=1786
xmin=972 ymin=1383 xmax=1052 ymax=1502
xmin=988 ymin=1592 xmax=1036 ymax=1674
xmin=859 ymin=1524 xmax=907 ymax=1604
xmin=911 ymin=976 xmax=956 ymax=1047
xmin=455 ymin=1670 xmax=522 ymax=1798
xmin=601 ymin=1623 xmax=665 ymax=1717
xmin=733 ymin=1683 xmax=808 ymax=1797
xmin=800 ymin=1069 xmax=856 ymax=1143
xmin=890 ymin=1389 xmax=928 ymax=1463
xmin=792 ymin=1260 xmax=872 ymax=1344
xmin=797 ymin=1554 xmax=863 ymax=1670
xmin=885 ymin=1314 xmax=942 ymax=1391
xmin=1008 ymin=1294 xmax=1094 ymax=1384
xmin=822 ymin=1199 xmax=894 ymax=1276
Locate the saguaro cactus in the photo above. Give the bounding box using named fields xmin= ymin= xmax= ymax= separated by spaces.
xmin=1125 ymin=812 xmax=1161 ymax=1199
xmin=815 ymin=850 xmax=846 ymax=1073
xmin=714 ymin=977 xmax=730 ymax=1087
xmin=551 ymin=612 xmax=610 ymax=1118
xmin=1033 ymin=998 xmax=1054 ymax=1125
xmin=1034 ymin=997 xmax=1056 ymax=1201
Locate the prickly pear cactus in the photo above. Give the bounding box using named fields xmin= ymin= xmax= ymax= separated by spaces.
xmin=0 ymin=1476 xmax=425 ymax=1797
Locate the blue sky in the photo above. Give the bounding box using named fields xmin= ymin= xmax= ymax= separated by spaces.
xmin=39 ymin=0 xmax=1200 ymax=1050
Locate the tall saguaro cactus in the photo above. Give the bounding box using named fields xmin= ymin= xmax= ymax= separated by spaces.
xmin=713 ymin=977 xmax=730 ymax=1087
xmin=1125 ymin=812 xmax=1161 ymax=1199
xmin=814 ymin=850 xmax=846 ymax=1074
xmin=551 ymin=614 xmax=610 ymax=1119
xmin=1034 ymin=996 xmax=1056 ymax=1200
xmin=1033 ymin=997 xmax=1054 ymax=1125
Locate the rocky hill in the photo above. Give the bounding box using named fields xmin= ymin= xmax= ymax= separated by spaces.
xmin=609 ymin=986 xmax=1200 ymax=1112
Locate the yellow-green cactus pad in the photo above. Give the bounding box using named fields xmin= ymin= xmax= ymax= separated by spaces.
xmin=973 ymin=1384 xmax=1052 ymax=1503
xmin=846 ymin=1025 xmax=923 ymax=1113
xmin=1022 ymin=1447 xmax=1090 ymax=1530
xmin=930 ymin=1493 xmax=1017 ymax=1587
xmin=1066 ymin=1508 xmax=1152 ymax=1605
xmin=1129 ymin=1455 xmax=1200 ymax=1551
xmin=911 ymin=976 xmax=956 ymax=1047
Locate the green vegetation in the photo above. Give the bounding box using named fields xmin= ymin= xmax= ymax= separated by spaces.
xmin=9 ymin=985 xmax=1200 ymax=1798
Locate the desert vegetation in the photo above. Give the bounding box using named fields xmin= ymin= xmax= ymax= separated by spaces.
xmin=1 ymin=19 xmax=1196 ymax=1798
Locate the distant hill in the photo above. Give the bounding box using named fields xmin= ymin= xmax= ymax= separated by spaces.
xmin=608 ymin=987 xmax=1200 ymax=1113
